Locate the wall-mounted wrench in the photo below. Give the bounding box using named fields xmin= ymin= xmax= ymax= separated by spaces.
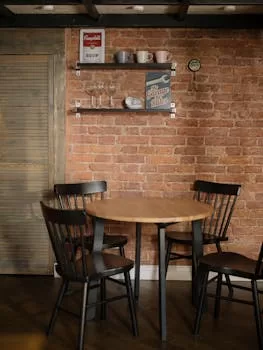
xmin=146 ymin=74 xmax=170 ymax=87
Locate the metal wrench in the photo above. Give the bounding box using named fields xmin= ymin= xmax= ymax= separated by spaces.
xmin=146 ymin=74 xmax=170 ymax=86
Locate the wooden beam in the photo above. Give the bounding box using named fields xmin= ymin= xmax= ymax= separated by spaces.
xmin=93 ymin=0 xmax=263 ymax=4
xmin=0 ymin=13 xmax=263 ymax=28
xmin=177 ymin=0 xmax=190 ymax=21
xmin=0 ymin=5 xmax=15 ymax=17
xmin=1 ymin=1 xmax=82 ymax=4
xmin=83 ymin=0 xmax=100 ymax=20
xmin=2 ymin=0 xmax=263 ymax=4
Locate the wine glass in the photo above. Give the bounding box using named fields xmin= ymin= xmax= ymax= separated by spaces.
xmin=91 ymin=83 xmax=101 ymax=108
xmin=97 ymin=82 xmax=105 ymax=108
xmin=108 ymin=82 xmax=116 ymax=107
xmin=85 ymin=83 xmax=96 ymax=108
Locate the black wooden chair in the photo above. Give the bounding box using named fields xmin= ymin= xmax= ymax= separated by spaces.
xmin=54 ymin=181 xmax=128 ymax=256
xmin=40 ymin=201 xmax=138 ymax=350
xmin=165 ymin=180 xmax=241 ymax=295
xmin=194 ymin=243 xmax=263 ymax=350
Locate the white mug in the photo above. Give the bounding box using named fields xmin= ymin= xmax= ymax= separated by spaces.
xmin=136 ymin=51 xmax=153 ymax=63
xmin=155 ymin=50 xmax=172 ymax=63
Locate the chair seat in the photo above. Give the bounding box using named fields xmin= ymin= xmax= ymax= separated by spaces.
xmin=165 ymin=231 xmax=193 ymax=244
xmin=57 ymin=252 xmax=134 ymax=281
xmin=165 ymin=231 xmax=228 ymax=245
xmin=199 ymin=252 xmax=260 ymax=280
xmin=194 ymin=244 xmax=263 ymax=350
xmin=84 ymin=234 xmax=128 ymax=249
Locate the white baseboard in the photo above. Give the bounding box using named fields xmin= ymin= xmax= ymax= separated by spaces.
xmin=135 ymin=265 xmax=248 ymax=282
xmin=53 ymin=262 xmax=60 ymax=278
xmin=53 ymin=263 xmax=192 ymax=280
xmin=54 ymin=263 xmax=246 ymax=281
xmin=130 ymin=265 xmax=193 ymax=280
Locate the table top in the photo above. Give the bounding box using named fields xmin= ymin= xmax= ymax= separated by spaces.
xmin=85 ymin=197 xmax=212 ymax=223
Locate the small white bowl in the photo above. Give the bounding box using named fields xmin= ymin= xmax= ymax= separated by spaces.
xmin=125 ymin=96 xmax=143 ymax=109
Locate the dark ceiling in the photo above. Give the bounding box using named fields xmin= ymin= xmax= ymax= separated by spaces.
xmin=0 ymin=1 xmax=263 ymax=28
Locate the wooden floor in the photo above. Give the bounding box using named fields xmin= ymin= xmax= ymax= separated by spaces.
xmin=0 ymin=275 xmax=259 ymax=350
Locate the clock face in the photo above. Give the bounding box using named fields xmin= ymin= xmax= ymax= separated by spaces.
xmin=188 ymin=59 xmax=201 ymax=72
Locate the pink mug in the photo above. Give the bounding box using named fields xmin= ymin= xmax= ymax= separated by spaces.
xmin=155 ymin=50 xmax=172 ymax=63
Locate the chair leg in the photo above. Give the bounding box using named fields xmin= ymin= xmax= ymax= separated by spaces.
xmin=78 ymin=282 xmax=89 ymax=350
xmin=165 ymin=240 xmax=172 ymax=277
xmin=216 ymin=243 xmax=233 ymax=297
xmin=251 ymin=280 xmax=263 ymax=350
xmin=194 ymin=269 xmax=209 ymax=336
xmin=214 ymin=273 xmax=222 ymax=319
xmin=119 ymin=245 xmax=125 ymax=257
xmin=47 ymin=280 xmax=69 ymax=336
xmin=100 ymin=278 xmax=107 ymax=320
xmin=124 ymin=271 xmax=138 ymax=336
xmin=64 ymin=284 xmax=72 ymax=296
xmin=224 ymin=274 xmax=233 ymax=298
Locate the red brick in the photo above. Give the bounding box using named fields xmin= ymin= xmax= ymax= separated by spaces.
xmin=65 ymin=28 xmax=263 ymax=263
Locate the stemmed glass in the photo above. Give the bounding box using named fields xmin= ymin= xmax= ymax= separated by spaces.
xmin=91 ymin=83 xmax=100 ymax=108
xmin=97 ymin=82 xmax=105 ymax=108
xmin=108 ymin=82 xmax=116 ymax=108
xmin=85 ymin=83 xmax=96 ymax=108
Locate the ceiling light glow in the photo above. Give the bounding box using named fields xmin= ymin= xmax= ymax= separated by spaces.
xmin=223 ymin=5 xmax=236 ymax=12
xmin=42 ymin=5 xmax=54 ymax=11
xmin=132 ymin=5 xmax=144 ymax=12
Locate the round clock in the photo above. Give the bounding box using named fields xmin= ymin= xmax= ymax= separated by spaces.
xmin=188 ymin=59 xmax=201 ymax=72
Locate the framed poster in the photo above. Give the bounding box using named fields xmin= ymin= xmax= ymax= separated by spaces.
xmin=79 ymin=29 xmax=105 ymax=63
xmin=145 ymin=71 xmax=171 ymax=110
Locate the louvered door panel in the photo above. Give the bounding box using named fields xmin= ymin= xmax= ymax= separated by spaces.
xmin=0 ymin=55 xmax=52 ymax=274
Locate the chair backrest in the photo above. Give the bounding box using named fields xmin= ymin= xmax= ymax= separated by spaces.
xmin=193 ymin=180 xmax=241 ymax=239
xmin=255 ymin=243 xmax=263 ymax=278
xmin=40 ymin=201 xmax=88 ymax=281
xmin=54 ymin=180 xmax=107 ymax=210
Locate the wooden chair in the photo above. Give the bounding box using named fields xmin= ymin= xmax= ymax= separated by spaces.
xmin=165 ymin=180 xmax=241 ymax=295
xmin=40 ymin=201 xmax=138 ymax=350
xmin=194 ymin=243 xmax=263 ymax=350
xmin=54 ymin=181 xmax=128 ymax=256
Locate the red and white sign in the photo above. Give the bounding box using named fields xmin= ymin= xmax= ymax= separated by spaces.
xmin=79 ymin=29 xmax=105 ymax=63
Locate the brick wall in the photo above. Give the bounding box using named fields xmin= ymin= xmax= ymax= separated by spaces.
xmin=66 ymin=28 xmax=263 ymax=264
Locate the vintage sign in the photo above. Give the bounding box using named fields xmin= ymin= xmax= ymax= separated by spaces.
xmin=145 ymin=71 xmax=171 ymax=110
xmin=79 ymin=29 xmax=105 ymax=63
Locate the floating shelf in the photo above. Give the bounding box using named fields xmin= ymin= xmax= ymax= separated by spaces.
xmin=73 ymin=61 xmax=177 ymax=118
xmin=75 ymin=62 xmax=172 ymax=72
xmin=73 ymin=107 xmax=171 ymax=113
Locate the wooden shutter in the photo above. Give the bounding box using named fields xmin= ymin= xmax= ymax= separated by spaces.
xmin=0 ymin=55 xmax=53 ymax=274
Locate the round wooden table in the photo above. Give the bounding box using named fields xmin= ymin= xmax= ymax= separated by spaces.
xmin=85 ymin=197 xmax=212 ymax=341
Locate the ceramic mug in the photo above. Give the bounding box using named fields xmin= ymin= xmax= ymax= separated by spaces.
xmin=115 ymin=50 xmax=133 ymax=63
xmin=136 ymin=51 xmax=153 ymax=63
xmin=155 ymin=50 xmax=172 ymax=63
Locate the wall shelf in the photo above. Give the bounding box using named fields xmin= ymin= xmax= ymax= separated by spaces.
xmin=75 ymin=62 xmax=173 ymax=72
xmin=73 ymin=61 xmax=176 ymax=118
xmin=73 ymin=107 xmax=171 ymax=114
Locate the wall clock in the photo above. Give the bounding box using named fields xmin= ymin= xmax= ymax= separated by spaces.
xmin=188 ymin=59 xmax=201 ymax=72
